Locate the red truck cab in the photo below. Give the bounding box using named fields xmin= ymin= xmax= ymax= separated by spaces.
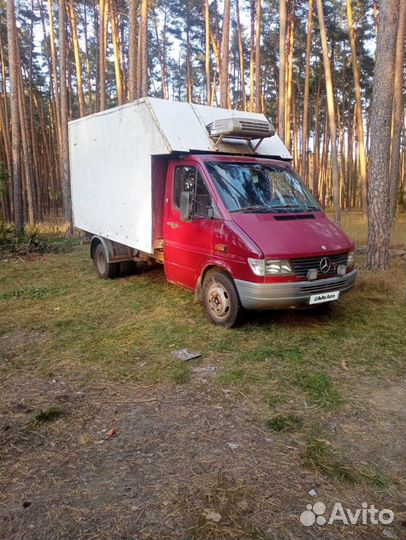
xmin=162 ymin=153 xmax=356 ymax=327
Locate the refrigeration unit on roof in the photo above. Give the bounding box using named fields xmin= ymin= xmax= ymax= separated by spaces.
xmin=206 ymin=117 xmax=275 ymax=151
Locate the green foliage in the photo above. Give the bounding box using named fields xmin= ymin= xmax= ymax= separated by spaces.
xmin=0 ymin=222 xmax=16 ymax=245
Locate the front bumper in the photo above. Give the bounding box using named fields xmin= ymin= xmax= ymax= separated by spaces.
xmin=235 ymin=269 xmax=357 ymax=310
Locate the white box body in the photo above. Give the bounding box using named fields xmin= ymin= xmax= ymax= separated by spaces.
xmin=69 ymin=97 xmax=291 ymax=254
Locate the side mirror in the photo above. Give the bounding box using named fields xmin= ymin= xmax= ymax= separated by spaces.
xmin=180 ymin=191 xmax=193 ymax=222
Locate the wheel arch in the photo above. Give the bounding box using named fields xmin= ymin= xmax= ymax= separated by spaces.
xmin=195 ymin=262 xmax=235 ymax=303
xmin=90 ymin=235 xmax=111 ymax=261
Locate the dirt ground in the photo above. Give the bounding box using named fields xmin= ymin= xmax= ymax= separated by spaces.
xmin=0 ymin=330 xmax=404 ymax=540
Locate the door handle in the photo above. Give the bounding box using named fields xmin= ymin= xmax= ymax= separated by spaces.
xmin=167 ymin=221 xmax=180 ymax=229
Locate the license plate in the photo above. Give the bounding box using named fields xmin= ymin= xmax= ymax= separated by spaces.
xmin=309 ymin=291 xmax=340 ymax=305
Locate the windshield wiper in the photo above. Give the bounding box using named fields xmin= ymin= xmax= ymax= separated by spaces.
xmin=271 ymin=203 xmax=301 ymax=208
xmin=269 ymin=204 xmax=302 ymax=213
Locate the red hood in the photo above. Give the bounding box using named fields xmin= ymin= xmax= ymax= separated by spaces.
xmin=231 ymin=211 xmax=354 ymax=258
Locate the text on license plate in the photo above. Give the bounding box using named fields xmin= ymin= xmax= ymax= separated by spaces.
xmin=309 ymin=291 xmax=340 ymax=305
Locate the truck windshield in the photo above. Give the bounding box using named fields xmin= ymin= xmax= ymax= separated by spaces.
xmin=205 ymin=161 xmax=319 ymax=213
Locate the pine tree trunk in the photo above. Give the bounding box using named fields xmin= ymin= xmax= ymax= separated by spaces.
xmin=235 ymin=0 xmax=246 ymax=110
xmin=110 ymin=0 xmax=124 ymax=105
xmin=313 ymin=76 xmax=321 ymax=201
xmin=153 ymin=9 xmax=168 ymax=100
xmin=366 ymin=0 xmax=399 ymax=269
xmin=338 ymin=106 xmax=346 ymax=208
xmin=220 ymin=0 xmax=230 ymax=108
xmin=185 ymin=1 xmax=193 ymax=102
xmin=302 ymin=0 xmax=313 ymax=186
xmin=128 ymin=0 xmax=138 ymax=101
xmin=161 ymin=11 xmax=168 ymax=99
xmin=47 ymin=0 xmax=62 ymax=151
xmin=28 ymin=2 xmax=42 ymax=221
xmin=254 ymin=0 xmax=262 ymax=112
xmin=67 ymin=0 xmax=85 ymax=116
xmin=17 ymin=59 xmax=35 ymax=224
xmin=389 ymin=0 xmax=406 ymax=223
xmin=285 ymin=8 xmax=294 ymax=151
xmin=0 ymin=32 xmax=12 ymax=200
xmin=138 ymin=0 xmax=148 ymax=98
xmin=83 ymin=0 xmax=93 ymax=111
xmin=346 ymin=0 xmax=368 ymax=214
xmin=209 ymin=4 xmax=221 ymax=106
xmin=59 ymin=0 xmax=72 ymax=225
xmin=98 ymin=0 xmax=106 ymax=110
xmin=204 ymin=0 xmax=211 ymax=105
xmin=6 ymin=0 xmax=24 ymax=234
xmin=278 ymin=0 xmax=287 ymax=142
xmin=346 ymin=105 xmax=354 ymax=208
xmin=291 ymin=84 xmax=298 ymax=169
xmin=249 ymin=0 xmax=255 ymax=111
xmin=316 ymin=0 xmax=340 ymax=225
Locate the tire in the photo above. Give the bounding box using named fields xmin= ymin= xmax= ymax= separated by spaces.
xmin=93 ymin=243 xmax=119 ymax=279
xmin=119 ymin=261 xmax=137 ymax=277
xmin=202 ymin=271 xmax=242 ymax=328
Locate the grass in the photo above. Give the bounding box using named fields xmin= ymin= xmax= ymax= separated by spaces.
xmin=0 ymin=239 xmax=403 ymax=390
xmin=266 ymin=413 xmax=303 ymax=432
xmin=0 ymin=211 xmax=404 ymax=491
xmin=303 ymin=434 xmax=393 ymax=488
xmin=170 ymin=362 xmax=190 ymax=383
xmin=32 ymin=407 xmax=64 ymax=425
xmin=293 ymin=372 xmax=342 ymax=409
xmin=359 ymin=467 xmax=391 ymax=488
xmin=303 ymin=435 xmax=358 ymax=483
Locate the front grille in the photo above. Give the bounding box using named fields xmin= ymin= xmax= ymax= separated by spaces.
xmin=299 ymin=273 xmax=354 ymax=294
xmin=290 ymin=253 xmax=348 ymax=279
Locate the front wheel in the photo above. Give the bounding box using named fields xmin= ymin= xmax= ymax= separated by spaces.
xmin=203 ymin=271 xmax=242 ymax=328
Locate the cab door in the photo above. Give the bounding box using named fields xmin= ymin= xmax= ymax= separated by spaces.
xmin=163 ymin=162 xmax=214 ymax=289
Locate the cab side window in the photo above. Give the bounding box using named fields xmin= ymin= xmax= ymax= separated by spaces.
xmin=174 ymin=166 xmax=195 ymax=208
xmin=194 ymin=172 xmax=212 ymax=217
xmin=174 ymin=166 xmax=212 ymax=218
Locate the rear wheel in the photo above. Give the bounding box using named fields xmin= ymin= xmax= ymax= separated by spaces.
xmin=119 ymin=261 xmax=137 ymax=277
xmin=203 ymin=271 xmax=241 ymax=328
xmin=93 ymin=243 xmax=119 ymax=279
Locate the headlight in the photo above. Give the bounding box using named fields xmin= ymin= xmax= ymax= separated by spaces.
xmin=248 ymin=258 xmax=293 ymax=276
xmin=347 ymin=251 xmax=355 ymax=269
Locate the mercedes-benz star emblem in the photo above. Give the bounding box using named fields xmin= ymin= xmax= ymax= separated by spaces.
xmin=319 ymin=256 xmax=331 ymax=274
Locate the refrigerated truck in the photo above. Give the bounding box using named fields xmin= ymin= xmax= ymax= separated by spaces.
xmin=69 ymin=97 xmax=357 ymax=327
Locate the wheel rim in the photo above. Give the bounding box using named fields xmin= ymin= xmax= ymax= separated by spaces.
xmin=207 ymin=281 xmax=231 ymax=320
xmin=96 ymin=249 xmax=107 ymax=274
